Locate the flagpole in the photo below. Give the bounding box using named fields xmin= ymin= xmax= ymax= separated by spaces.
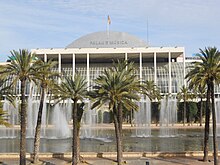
xmin=147 ymin=17 xmax=149 ymax=45
xmin=107 ymin=15 xmax=111 ymax=38
xmin=107 ymin=21 xmax=109 ymax=38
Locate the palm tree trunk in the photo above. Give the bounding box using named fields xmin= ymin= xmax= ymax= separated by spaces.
xmin=186 ymin=102 xmax=190 ymax=125
xmin=113 ymin=107 xmax=122 ymax=165
xmin=118 ymin=104 xmax=123 ymax=161
xmin=33 ymin=87 xmax=45 ymax=163
xmin=20 ymin=78 xmax=27 ymax=165
xmin=72 ymin=99 xmax=79 ymax=165
xmin=183 ymin=100 xmax=186 ymax=126
xmin=200 ymin=97 xmax=203 ymax=126
xmin=76 ymin=103 xmax=84 ymax=163
xmin=118 ymin=103 xmax=122 ymax=134
xmin=77 ymin=124 xmax=81 ymax=163
xmin=211 ymin=81 xmax=218 ymax=165
xmin=129 ymin=110 xmax=132 ymax=126
xmin=203 ymin=84 xmax=211 ymax=162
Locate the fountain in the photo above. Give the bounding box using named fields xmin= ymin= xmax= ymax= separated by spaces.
xmin=50 ymin=103 xmax=71 ymax=138
xmin=27 ymin=94 xmax=38 ymax=138
xmin=215 ymin=96 xmax=220 ymax=136
xmin=2 ymin=93 xmax=220 ymax=153
xmin=80 ymin=101 xmax=112 ymax=142
xmin=2 ymin=98 xmax=19 ymax=138
xmin=41 ymin=94 xmax=47 ymax=137
xmin=133 ymin=96 xmax=151 ymax=137
xmin=1 ymin=94 xmax=105 ymax=140
xmin=27 ymin=90 xmax=48 ymax=138
xmin=81 ymin=101 xmax=99 ymax=138
xmin=159 ymin=95 xmax=177 ymax=137
xmin=1 ymin=93 xmax=179 ymax=139
xmin=65 ymin=99 xmax=72 ymax=122
xmin=1 ymin=93 xmax=72 ymax=139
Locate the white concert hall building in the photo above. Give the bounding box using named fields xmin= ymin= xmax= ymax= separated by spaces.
xmin=32 ymin=31 xmax=186 ymax=94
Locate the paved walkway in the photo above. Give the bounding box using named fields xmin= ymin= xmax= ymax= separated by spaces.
xmin=0 ymin=157 xmax=217 ymax=165
xmin=77 ymin=157 xmax=215 ymax=165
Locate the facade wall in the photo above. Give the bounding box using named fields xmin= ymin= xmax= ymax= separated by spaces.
xmin=32 ymin=47 xmax=186 ymax=95
xmin=1 ymin=47 xmax=218 ymax=95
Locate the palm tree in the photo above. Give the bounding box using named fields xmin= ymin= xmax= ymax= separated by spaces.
xmin=186 ymin=47 xmax=220 ymax=164
xmin=0 ymin=76 xmax=16 ymax=104
xmin=141 ymin=80 xmax=161 ymax=125
xmin=0 ymin=80 xmax=12 ymax=127
xmin=54 ymin=73 xmax=87 ymax=165
xmin=89 ymin=60 xmax=141 ymax=165
xmin=177 ymin=85 xmax=192 ymax=126
xmin=0 ymin=108 xmax=10 ymax=127
xmin=32 ymin=59 xmax=58 ymax=163
xmin=0 ymin=76 xmax=17 ymax=127
xmin=0 ymin=49 xmax=38 ymax=165
xmin=191 ymin=85 xmax=206 ymax=126
xmin=141 ymin=80 xmax=161 ymax=101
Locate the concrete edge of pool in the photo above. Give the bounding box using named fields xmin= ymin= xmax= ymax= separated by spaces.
xmin=0 ymin=151 xmax=218 ymax=158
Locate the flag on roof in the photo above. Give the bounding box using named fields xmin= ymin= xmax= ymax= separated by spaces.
xmin=107 ymin=15 xmax=111 ymax=25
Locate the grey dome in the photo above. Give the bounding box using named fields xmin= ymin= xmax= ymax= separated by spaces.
xmin=66 ymin=31 xmax=148 ymax=48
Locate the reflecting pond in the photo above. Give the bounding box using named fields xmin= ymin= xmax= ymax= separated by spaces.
xmin=1 ymin=128 xmax=219 ymax=153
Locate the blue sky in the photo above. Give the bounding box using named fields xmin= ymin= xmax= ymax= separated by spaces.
xmin=0 ymin=0 xmax=219 ymax=61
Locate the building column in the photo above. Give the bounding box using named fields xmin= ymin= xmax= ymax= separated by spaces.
xmin=58 ymin=53 xmax=61 ymax=84
xmin=183 ymin=50 xmax=186 ymax=87
xmin=125 ymin=53 xmax=128 ymax=70
xmin=139 ymin=52 xmax=142 ymax=81
xmin=44 ymin=54 xmax=47 ymax=62
xmin=87 ymin=53 xmax=90 ymax=89
xmin=154 ymin=52 xmax=157 ymax=85
xmin=168 ymin=51 xmax=172 ymax=94
xmin=72 ymin=53 xmax=75 ymax=79
xmin=125 ymin=52 xmax=128 ymax=61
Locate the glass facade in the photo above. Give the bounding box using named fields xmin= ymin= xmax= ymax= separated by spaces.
xmin=2 ymin=62 xmax=220 ymax=95
xmin=59 ymin=62 xmax=219 ymax=94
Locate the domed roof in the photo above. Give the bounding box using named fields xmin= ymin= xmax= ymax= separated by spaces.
xmin=66 ymin=31 xmax=148 ymax=48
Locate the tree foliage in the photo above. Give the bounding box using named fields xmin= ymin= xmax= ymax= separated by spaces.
xmin=53 ymin=73 xmax=88 ymax=165
xmin=89 ymin=60 xmax=141 ymax=165
xmin=0 ymin=49 xmax=39 ymax=165
xmin=186 ymin=47 xmax=220 ymax=164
